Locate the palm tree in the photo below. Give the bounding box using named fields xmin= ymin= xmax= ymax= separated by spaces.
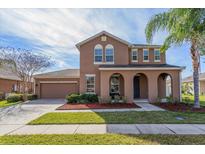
xmin=145 ymin=9 xmax=205 ymax=108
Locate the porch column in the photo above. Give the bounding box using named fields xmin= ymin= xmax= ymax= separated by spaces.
xmin=148 ymin=74 xmax=158 ymax=103
xmin=100 ymin=71 xmax=110 ymax=100
xmin=171 ymin=72 xmax=180 ymax=102
xmin=123 ymin=73 xmax=133 ymax=103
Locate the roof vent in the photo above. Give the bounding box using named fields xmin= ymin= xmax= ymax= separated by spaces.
xmin=101 ymin=36 xmax=107 ymax=41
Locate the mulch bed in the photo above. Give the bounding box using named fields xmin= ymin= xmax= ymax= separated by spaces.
xmin=153 ymin=103 xmax=205 ymax=112
xmin=56 ymin=103 xmax=140 ymax=110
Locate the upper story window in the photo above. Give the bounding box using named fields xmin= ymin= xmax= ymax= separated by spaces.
xmin=105 ymin=44 xmax=114 ymax=63
xmin=94 ymin=44 xmax=103 ymax=63
xmin=154 ymin=49 xmax=160 ymax=62
xmin=85 ymin=74 xmax=95 ymax=93
xmin=143 ymin=49 xmax=149 ymax=62
xmin=131 ymin=49 xmax=138 ymax=62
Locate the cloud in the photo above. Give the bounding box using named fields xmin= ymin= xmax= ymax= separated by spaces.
xmin=1 ymin=8 xmax=157 ymax=71
xmin=0 ymin=9 xmax=93 ymax=53
xmin=0 ymin=8 xmax=199 ymax=77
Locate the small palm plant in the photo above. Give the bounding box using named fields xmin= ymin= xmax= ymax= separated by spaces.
xmin=145 ymin=9 xmax=205 ymax=108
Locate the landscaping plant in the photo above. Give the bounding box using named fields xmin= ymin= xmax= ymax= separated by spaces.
xmin=66 ymin=93 xmax=98 ymax=103
xmin=6 ymin=94 xmax=23 ymax=103
xmin=6 ymin=93 xmax=37 ymax=103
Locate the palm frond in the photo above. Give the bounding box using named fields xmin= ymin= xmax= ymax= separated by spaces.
xmin=145 ymin=11 xmax=171 ymax=43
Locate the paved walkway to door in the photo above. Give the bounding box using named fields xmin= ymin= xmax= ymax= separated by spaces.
xmin=1 ymin=124 xmax=205 ymax=135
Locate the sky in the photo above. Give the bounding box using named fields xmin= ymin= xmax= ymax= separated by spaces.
xmin=0 ymin=8 xmax=204 ymax=78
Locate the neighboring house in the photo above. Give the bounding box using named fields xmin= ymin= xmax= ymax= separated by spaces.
xmin=183 ymin=72 xmax=205 ymax=95
xmin=34 ymin=31 xmax=184 ymax=102
xmin=0 ymin=67 xmax=33 ymax=97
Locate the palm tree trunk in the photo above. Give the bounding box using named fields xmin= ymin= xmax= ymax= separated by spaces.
xmin=193 ymin=67 xmax=200 ymax=108
xmin=191 ymin=41 xmax=200 ymax=108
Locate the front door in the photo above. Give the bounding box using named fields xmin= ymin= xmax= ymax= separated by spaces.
xmin=134 ymin=76 xmax=140 ymax=99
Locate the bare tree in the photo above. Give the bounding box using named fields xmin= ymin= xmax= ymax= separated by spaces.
xmin=0 ymin=46 xmax=53 ymax=101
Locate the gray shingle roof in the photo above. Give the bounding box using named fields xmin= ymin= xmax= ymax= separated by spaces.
xmin=99 ymin=64 xmax=182 ymax=68
xmin=183 ymin=72 xmax=205 ymax=82
xmin=132 ymin=44 xmax=161 ymax=48
xmin=0 ymin=67 xmax=21 ymax=81
xmin=34 ymin=69 xmax=80 ymax=78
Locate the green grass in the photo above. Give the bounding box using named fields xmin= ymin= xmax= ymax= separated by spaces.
xmin=29 ymin=111 xmax=205 ymax=124
xmin=0 ymin=100 xmax=19 ymax=108
xmin=182 ymin=94 xmax=205 ymax=106
xmin=1 ymin=134 xmax=205 ymax=145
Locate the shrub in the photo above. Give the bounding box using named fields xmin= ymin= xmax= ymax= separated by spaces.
xmin=109 ymin=96 xmax=127 ymax=103
xmin=6 ymin=94 xmax=23 ymax=103
xmin=80 ymin=94 xmax=98 ymax=103
xmin=66 ymin=93 xmax=99 ymax=103
xmin=66 ymin=93 xmax=81 ymax=103
xmin=166 ymin=96 xmax=174 ymax=103
xmin=27 ymin=94 xmax=38 ymax=100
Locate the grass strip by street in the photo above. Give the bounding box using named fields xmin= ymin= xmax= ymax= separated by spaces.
xmin=182 ymin=94 xmax=205 ymax=106
xmin=29 ymin=111 xmax=205 ymax=124
xmin=0 ymin=100 xmax=20 ymax=108
xmin=1 ymin=134 xmax=205 ymax=145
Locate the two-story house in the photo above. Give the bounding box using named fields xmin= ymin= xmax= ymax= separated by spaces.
xmin=34 ymin=31 xmax=183 ymax=103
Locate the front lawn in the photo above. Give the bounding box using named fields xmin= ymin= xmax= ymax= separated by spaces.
xmin=182 ymin=94 xmax=205 ymax=106
xmin=1 ymin=134 xmax=205 ymax=145
xmin=0 ymin=100 xmax=19 ymax=108
xmin=29 ymin=111 xmax=205 ymax=124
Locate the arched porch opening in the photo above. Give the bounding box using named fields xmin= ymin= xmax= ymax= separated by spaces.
xmin=109 ymin=73 xmax=124 ymax=98
xmin=158 ymin=73 xmax=173 ymax=99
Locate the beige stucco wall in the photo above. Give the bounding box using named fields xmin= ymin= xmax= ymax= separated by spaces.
xmin=100 ymin=70 xmax=181 ymax=103
xmin=158 ymin=75 xmax=167 ymax=98
xmin=79 ymin=34 xmax=129 ymax=95
xmin=138 ymin=74 xmax=148 ymax=98
xmin=77 ymin=32 xmax=181 ymax=103
xmin=79 ymin=33 xmax=166 ymax=96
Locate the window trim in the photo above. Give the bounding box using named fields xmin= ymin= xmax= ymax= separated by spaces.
xmin=143 ymin=49 xmax=149 ymax=62
xmin=105 ymin=44 xmax=114 ymax=64
xmin=131 ymin=49 xmax=138 ymax=62
xmin=154 ymin=49 xmax=161 ymax=62
xmin=94 ymin=44 xmax=103 ymax=64
xmin=85 ymin=74 xmax=96 ymax=94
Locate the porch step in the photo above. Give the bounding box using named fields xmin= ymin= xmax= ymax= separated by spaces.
xmin=133 ymin=99 xmax=149 ymax=103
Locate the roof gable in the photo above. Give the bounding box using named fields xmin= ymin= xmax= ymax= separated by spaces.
xmin=183 ymin=72 xmax=205 ymax=82
xmin=0 ymin=67 xmax=21 ymax=81
xmin=75 ymin=31 xmax=131 ymax=50
xmin=34 ymin=69 xmax=80 ymax=79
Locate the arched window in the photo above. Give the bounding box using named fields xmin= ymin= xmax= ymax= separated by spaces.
xmin=94 ymin=44 xmax=103 ymax=63
xmin=105 ymin=44 xmax=114 ymax=63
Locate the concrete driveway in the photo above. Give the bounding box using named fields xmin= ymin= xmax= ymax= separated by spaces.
xmin=0 ymin=99 xmax=65 ymax=125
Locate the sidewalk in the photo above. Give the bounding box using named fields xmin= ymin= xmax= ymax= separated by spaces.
xmin=1 ymin=124 xmax=205 ymax=135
